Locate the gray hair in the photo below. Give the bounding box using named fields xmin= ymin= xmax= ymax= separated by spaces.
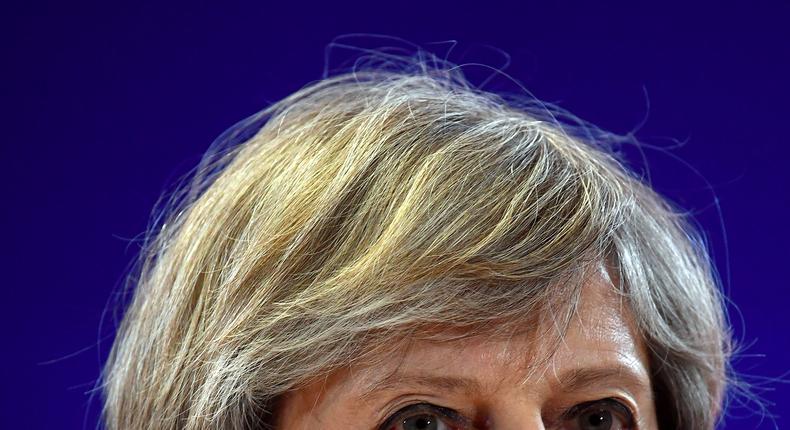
xmin=102 ymin=58 xmax=731 ymax=429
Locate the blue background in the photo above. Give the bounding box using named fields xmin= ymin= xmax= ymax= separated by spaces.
xmin=3 ymin=1 xmax=788 ymax=428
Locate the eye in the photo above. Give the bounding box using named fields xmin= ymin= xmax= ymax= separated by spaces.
xmin=378 ymin=402 xmax=467 ymax=430
xmin=562 ymin=398 xmax=636 ymax=430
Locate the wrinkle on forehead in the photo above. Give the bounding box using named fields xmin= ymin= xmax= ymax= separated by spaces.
xmin=534 ymin=266 xmax=642 ymax=361
xmin=356 ymin=266 xmax=648 ymax=394
xmin=276 ymin=264 xmax=654 ymax=429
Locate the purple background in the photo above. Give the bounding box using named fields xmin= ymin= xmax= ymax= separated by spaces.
xmin=4 ymin=1 xmax=788 ymax=428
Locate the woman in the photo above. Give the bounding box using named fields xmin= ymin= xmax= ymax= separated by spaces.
xmin=102 ymin=59 xmax=731 ymax=429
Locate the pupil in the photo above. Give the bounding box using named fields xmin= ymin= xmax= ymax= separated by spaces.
xmin=583 ymin=410 xmax=611 ymax=429
xmin=404 ymin=414 xmax=436 ymax=430
xmin=589 ymin=413 xmax=605 ymax=425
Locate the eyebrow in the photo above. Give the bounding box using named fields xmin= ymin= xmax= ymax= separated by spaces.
xmin=555 ymin=365 xmax=651 ymax=393
xmin=357 ymin=365 xmax=650 ymax=402
xmin=359 ymin=374 xmax=485 ymax=401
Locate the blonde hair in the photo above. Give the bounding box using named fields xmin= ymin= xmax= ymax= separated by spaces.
xmin=103 ymin=58 xmax=731 ymax=429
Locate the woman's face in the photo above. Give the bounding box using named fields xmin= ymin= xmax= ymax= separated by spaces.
xmin=276 ymin=273 xmax=658 ymax=429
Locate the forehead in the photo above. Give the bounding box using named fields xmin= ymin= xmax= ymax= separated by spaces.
xmin=310 ymin=270 xmax=651 ymax=402
xmin=275 ymin=271 xmax=657 ymax=430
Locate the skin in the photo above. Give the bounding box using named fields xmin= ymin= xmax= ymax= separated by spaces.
xmin=276 ymin=272 xmax=659 ymax=430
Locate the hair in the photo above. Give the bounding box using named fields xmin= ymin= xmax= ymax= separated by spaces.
xmin=102 ymin=55 xmax=732 ymax=429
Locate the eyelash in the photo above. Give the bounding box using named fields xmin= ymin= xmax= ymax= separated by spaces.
xmin=561 ymin=398 xmax=636 ymax=427
xmin=378 ymin=402 xmax=466 ymax=430
xmin=376 ymin=398 xmax=636 ymax=430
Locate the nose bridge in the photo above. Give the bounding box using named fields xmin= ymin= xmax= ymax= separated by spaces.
xmin=477 ymin=397 xmax=546 ymax=430
xmin=483 ymin=414 xmax=546 ymax=430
